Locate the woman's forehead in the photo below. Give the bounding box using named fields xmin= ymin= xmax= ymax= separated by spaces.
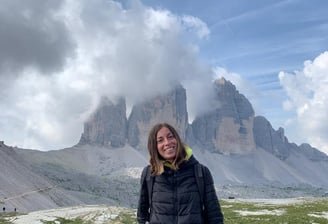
xmin=157 ymin=126 xmax=172 ymax=136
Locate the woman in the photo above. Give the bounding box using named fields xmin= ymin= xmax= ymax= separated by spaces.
xmin=137 ymin=123 xmax=224 ymax=224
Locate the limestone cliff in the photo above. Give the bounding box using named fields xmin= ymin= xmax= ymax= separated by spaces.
xmin=127 ymin=83 xmax=188 ymax=150
xmin=79 ymin=97 xmax=127 ymax=147
xmin=191 ymin=78 xmax=256 ymax=154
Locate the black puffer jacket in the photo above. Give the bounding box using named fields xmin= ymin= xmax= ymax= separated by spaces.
xmin=137 ymin=155 xmax=224 ymax=224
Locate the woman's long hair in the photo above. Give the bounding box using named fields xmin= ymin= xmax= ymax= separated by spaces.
xmin=148 ymin=123 xmax=186 ymax=176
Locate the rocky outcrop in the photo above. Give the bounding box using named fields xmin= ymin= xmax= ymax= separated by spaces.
xmin=127 ymin=83 xmax=189 ymax=150
xmin=78 ymin=79 xmax=257 ymax=154
xmin=191 ymin=78 xmax=256 ymax=154
xmin=253 ymin=116 xmax=291 ymax=160
xmin=298 ymin=143 xmax=328 ymax=161
xmin=77 ymin=77 xmax=327 ymax=163
xmin=79 ymin=97 xmax=127 ymax=147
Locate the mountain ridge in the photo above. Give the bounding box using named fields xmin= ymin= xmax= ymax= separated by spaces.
xmin=1 ymin=77 xmax=328 ymax=212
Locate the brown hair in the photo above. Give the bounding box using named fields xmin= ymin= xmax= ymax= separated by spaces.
xmin=148 ymin=123 xmax=187 ymax=176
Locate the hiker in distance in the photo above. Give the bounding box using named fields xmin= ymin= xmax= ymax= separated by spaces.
xmin=137 ymin=123 xmax=224 ymax=224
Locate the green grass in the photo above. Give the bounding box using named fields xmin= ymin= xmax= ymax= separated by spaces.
xmin=94 ymin=197 xmax=328 ymax=224
xmin=0 ymin=212 xmax=15 ymax=224
xmin=41 ymin=217 xmax=93 ymax=224
xmin=111 ymin=210 xmax=137 ymax=224
xmin=0 ymin=197 xmax=327 ymax=224
xmin=222 ymin=198 xmax=328 ymax=224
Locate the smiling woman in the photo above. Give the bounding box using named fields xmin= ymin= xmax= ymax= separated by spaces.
xmin=137 ymin=123 xmax=224 ymax=224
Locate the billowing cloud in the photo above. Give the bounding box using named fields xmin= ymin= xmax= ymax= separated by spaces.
xmin=0 ymin=0 xmax=75 ymax=75
xmin=181 ymin=15 xmax=210 ymax=39
xmin=0 ymin=0 xmax=213 ymax=150
xmin=279 ymin=51 xmax=328 ymax=154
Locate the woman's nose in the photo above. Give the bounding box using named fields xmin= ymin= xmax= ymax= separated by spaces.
xmin=163 ymin=137 xmax=170 ymax=145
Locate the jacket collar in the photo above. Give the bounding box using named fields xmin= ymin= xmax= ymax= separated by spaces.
xmin=163 ymin=147 xmax=197 ymax=169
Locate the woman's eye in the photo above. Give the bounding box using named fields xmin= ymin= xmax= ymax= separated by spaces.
xmin=157 ymin=139 xmax=163 ymax=143
xmin=167 ymin=135 xmax=174 ymax=140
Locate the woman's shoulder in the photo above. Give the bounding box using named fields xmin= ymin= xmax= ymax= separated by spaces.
xmin=195 ymin=162 xmax=209 ymax=170
xmin=195 ymin=162 xmax=213 ymax=178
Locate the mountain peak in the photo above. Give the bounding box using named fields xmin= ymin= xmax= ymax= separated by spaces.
xmin=79 ymin=96 xmax=127 ymax=147
xmin=190 ymin=79 xmax=255 ymax=154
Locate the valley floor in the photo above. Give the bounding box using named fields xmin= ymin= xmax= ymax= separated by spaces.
xmin=1 ymin=197 xmax=328 ymax=224
xmin=5 ymin=205 xmax=132 ymax=224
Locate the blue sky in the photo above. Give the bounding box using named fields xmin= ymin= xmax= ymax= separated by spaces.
xmin=135 ymin=0 xmax=328 ymax=153
xmin=138 ymin=0 xmax=327 ymax=115
xmin=0 ymin=0 xmax=327 ymax=153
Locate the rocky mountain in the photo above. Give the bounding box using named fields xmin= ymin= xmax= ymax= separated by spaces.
xmin=79 ymin=97 xmax=127 ymax=147
xmin=253 ymin=115 xmax=328 ymax=161
xmin=74 ymin=77 xmax=328 ymax=191
xmin=77 ymin=77 xmax=327 ymax=161
xmin=79 ymin=83 xmax=189 ymax=150
xmin=0 ymin=141 xmax=83 ymax=212
xmin=2 ymin=77 xmax=328 ymax=212
xmin=190 ymin=78 xmax=256 ymax=154
xmin=127 ymin=83 xmax=189 ymax=150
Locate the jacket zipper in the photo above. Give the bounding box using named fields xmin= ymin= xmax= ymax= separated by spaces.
xmin=174 ymin=171 xmax=179 ymax=224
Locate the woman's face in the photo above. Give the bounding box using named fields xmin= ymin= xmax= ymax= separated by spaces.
xmin=156 ymin=126 xmax=177 ymax=162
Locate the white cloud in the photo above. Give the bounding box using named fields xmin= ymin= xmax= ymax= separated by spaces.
xmin=0 ymin=0 xmax=74 ymax=75
xmin=279 ymin=51 xmax=328 ymax=154
xmin=0 ymin=0 xmax=213 ymax=150
xmin=181 ymin=15 xmax=210 ymax=39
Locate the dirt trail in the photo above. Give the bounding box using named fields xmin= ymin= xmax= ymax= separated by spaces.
xmin=7 ymin=205 xmax=131 ymax=224
xmin=2 ymin=185 xmax=56 ymax=202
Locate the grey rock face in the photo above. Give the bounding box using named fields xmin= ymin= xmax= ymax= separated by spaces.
xmin=127 ymin=83 xmax=189 ymax=150
xmin=253 ymin=116 xmax=291 ymax=160
xmin=298 ymin=143 xmax=328 ymax=161
xmin=253 ymin=115 xmax=328 ymax=162
xmin=0 ymin=142 xmax=80 ymax=212
xmin=191 ymin=78 xmax=256 ymax=154
xmin=79 ymin=97 xmax=127 ymax=147
xmin=213 ymin=78 xmax=254 ymax=119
